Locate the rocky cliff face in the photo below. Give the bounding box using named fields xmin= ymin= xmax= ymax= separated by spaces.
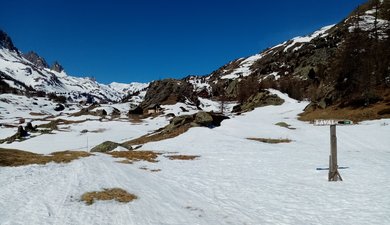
xmin=0 ymin=30 xmax=17 ymax=52
xmin=140 ymin=79 xmax=199 ymax=109
xmin=23 ymin=51 xmax=49 ymax=69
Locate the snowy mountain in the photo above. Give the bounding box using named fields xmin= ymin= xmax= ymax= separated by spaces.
xmin=0 ymin=31 xmax=148 ymax=103
xmin=184 ymin=0 xmax=389 ymax=108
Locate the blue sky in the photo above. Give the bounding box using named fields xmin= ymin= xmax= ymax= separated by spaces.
xmin=1 ymin=0 xmax=367 ymax=84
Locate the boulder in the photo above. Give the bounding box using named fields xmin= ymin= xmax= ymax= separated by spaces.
xmin=16 ymin=126 xmax=28 ymax=138
xmin=25 ymin=122 xmax=36 ymax=132
xmin=54 ymin=103 xmax=65 ymax=111
xmin=194 ymin=111 xmax=213 ymax=127
xmin=90 ymin=141 xmax=131 ymax=153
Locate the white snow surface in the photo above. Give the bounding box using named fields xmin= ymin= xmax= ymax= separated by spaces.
xmin=348 ymin=9 xmax=389 ymax=39
xmin=220 ymin=54 xmax=264 ymax=80
xmin=1 ymin=91 xmax=390 ymax=225
xmin=283 ymin=25 xmax=335 ymax=52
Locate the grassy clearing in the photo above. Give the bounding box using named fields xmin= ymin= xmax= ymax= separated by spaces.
xmin=247 ymin=137 xmax=292 ymax=144
xmin=108 ymin=151 xmax=162 ymax=163
xmin=81 ymin=188 xmax=137 ymax=205
xmin=275 ymin=122 xmax=296 ymax=130
xmin=165 ymin=155 xmax=200 ymax=160
xmin=122 ymin=124 xmax=191 ymax=147
xmin=0 ymin=148 xmax=92 ymax=167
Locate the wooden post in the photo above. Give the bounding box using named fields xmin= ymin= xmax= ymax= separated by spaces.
xmin=328 ymin=125 xmax=342 ymax=181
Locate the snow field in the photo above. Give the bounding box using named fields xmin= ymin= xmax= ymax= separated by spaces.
xmin=0 ymin=91 xmax=389 ymax=224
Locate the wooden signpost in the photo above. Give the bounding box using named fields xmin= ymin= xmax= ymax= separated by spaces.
xmin=314 ymin=119 xmax=353 ymax=182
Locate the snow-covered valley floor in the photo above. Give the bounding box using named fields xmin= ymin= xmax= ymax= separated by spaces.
xmin=1 ymin=92 xmax=389 ymax=225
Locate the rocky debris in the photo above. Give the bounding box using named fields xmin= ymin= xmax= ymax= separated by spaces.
xmin=54 ymin=103 xmax=65 ymax=111
xmin=23 ymin=51 xmax=49 ymax=69
xmin=232 ymin=90 xmax=284 ymax=113
xmin=0 ymin=30 xmax=17 ymax=52
xmin=90 ymin=141 xmax=132 ymax=153
xmin=51 ymin=61 xmax=64 ymax=73
xmin=140 ymin=79 xmax=199 ymax=110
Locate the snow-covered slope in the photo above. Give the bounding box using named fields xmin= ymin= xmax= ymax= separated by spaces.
xmin=1 ymin=92 xmax=389 ymax=225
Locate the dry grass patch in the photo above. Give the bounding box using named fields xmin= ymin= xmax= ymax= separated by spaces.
xmin=108 ymin=150 xmax=161 ymax=163
xmin=247 ymin=137 xmax=292 ymax=144
xmin=81 ymin=188 xmax=137 ymax=205
xmin=128 ymin=115 xmax=144 ymax=124
xmin=0 ymin=148 xmax=92 ymax=167
xmin=29 ymin=112 xmax=47 ymax=116
xmin=122 ymin=124 xmax=191 ymax=147
xmin=165 ymin=155 xmax=200 ymax=160
xmin=299 ymin=101 xmax=390 ymax=123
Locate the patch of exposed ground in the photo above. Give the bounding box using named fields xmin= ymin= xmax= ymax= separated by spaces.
xmin=81 ymin=188 xmax=137 ymax=205
xmin=0 ymin=148 xmax=92 ymax=167
xmin=108 ymin=151 xmax=162 ymax=163
xmin=122 ymin=124 xmax=191 ymax=147
xmin=165 ymin=155 xmax=200 ymax=160
xmin=299 ymin=101 xmax=390 ymax=123
xmin=247 ymin=137 xmax=292 ymax=144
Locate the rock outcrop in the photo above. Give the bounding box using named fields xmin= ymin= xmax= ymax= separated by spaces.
xmin=23 ymin=51 xmax=49 ymax=69
xmin=140 ymin=79 xmax=198 ymax=110
xmin=232 ymin=90 xmax=284 ymax=113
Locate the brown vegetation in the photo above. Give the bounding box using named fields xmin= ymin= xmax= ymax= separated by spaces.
xmin=247 ymin=137 xmax=292 ymax=144
xmin=299 ymin=100 xmax=390 ymax=122
xmin=122 ymin=124 xmax=191 ymax=147
xmin=108 ymin=150 xmax=161 ymax=163
xmin=81 ymin=188 xmax=137 ymax=205
xmin=165 ymin=155 xmax=200 ymax=160
xmin=0 ymin=148 xmax=92 ymax=167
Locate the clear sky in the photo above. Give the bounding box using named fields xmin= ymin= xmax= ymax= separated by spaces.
xmin=1 ymin=0 xmax=367 ymax=84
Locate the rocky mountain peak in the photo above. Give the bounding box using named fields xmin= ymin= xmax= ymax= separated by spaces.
xmin=23 ymin=51 xmax=49 ymax=69
xmin=0 ymin=30 xmax=17 ymax=52
xmin=51 ymin=61 xmax=64 ymax=73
